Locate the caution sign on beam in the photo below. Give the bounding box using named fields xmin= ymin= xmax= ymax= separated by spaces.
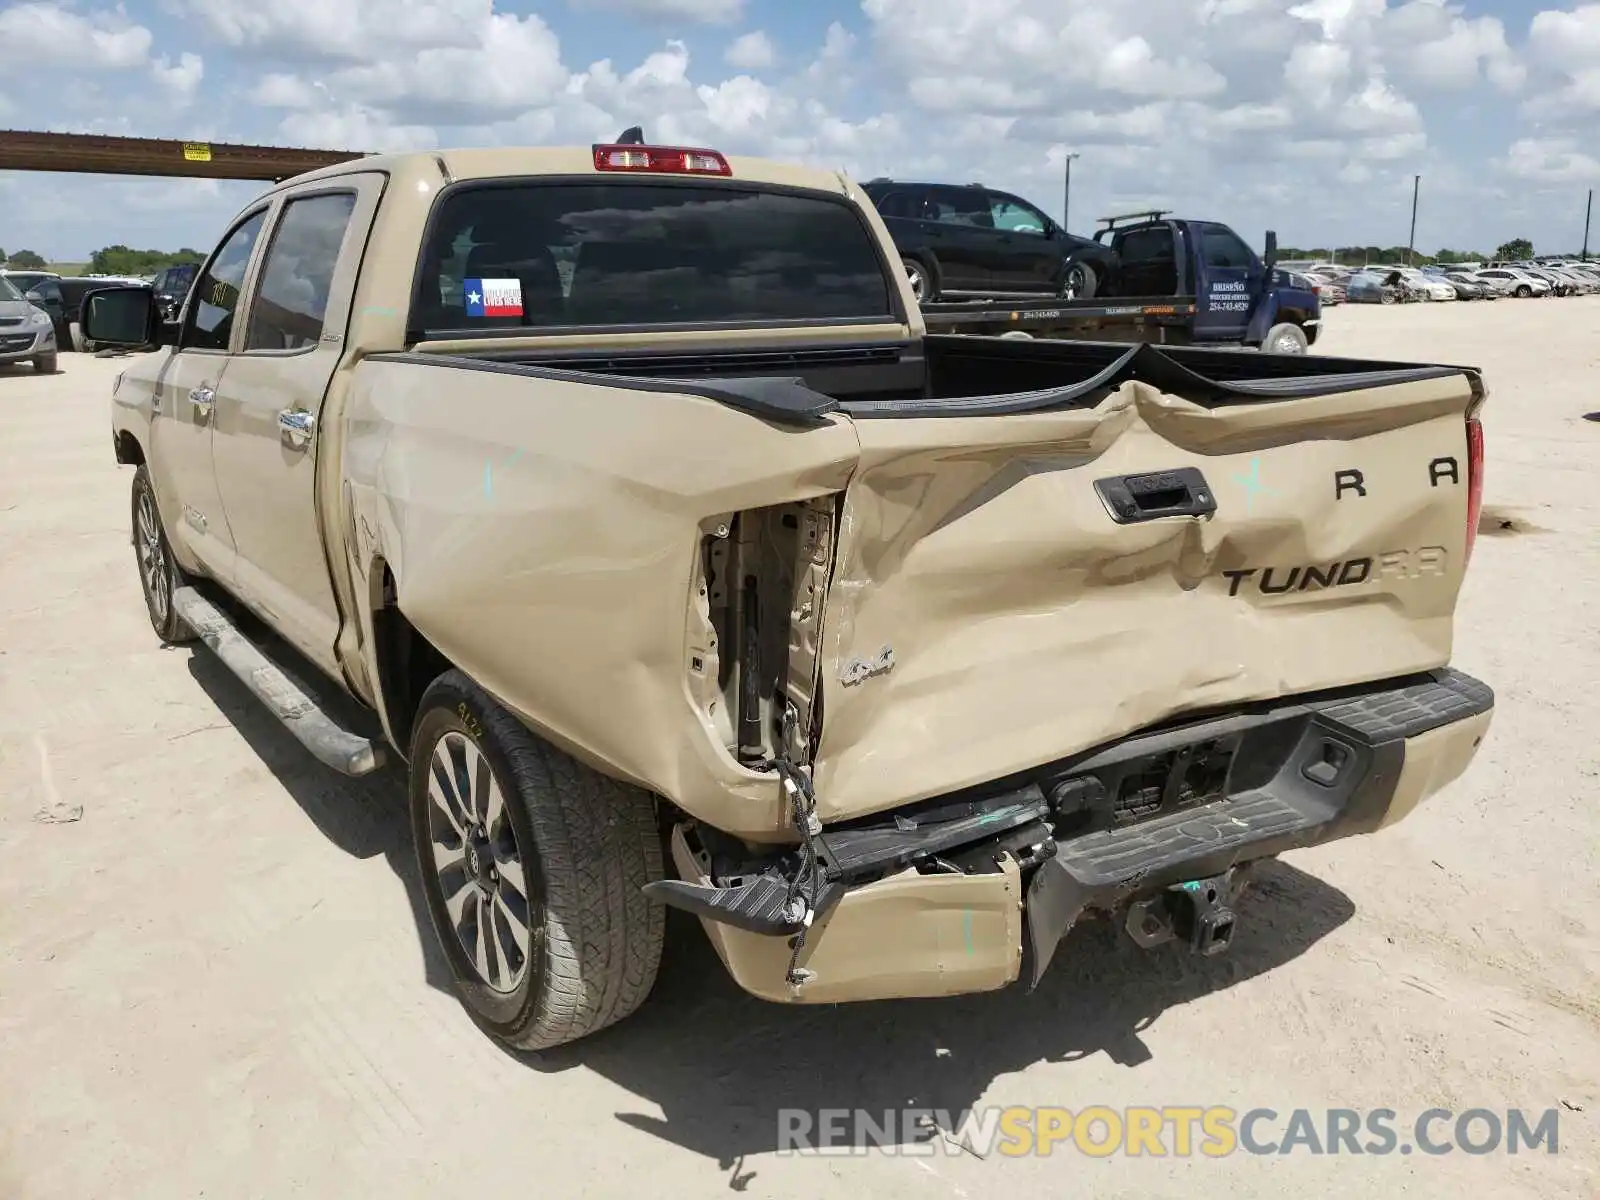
xmin=181 ymin=142 xmax=213 ymax=163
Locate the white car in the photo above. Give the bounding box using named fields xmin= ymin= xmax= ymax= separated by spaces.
xmin=1471 ymin=268 xmax=1550 ymax=298
xmin=1394 ymin=267 xmax=1457 ymax=301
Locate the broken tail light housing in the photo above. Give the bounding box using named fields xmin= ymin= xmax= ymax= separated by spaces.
xmin=592 ymin=144 xmax=732 ymax=176
xmin=1464 ymin=413 xmax=1484 ymax=564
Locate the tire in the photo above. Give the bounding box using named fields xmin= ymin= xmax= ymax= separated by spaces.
xmin=32 ymin=352 xmax=57 ymax=374
xmin=409 ymin=670 xmax=665 ymax=1051
xmin=1262 ymin=322 xmax=1309 ymax=354
xmin=901 ymin=256 xmax=936 ymax=304
xmin=1515 ymin=285 xmax=1531 ymax=298
xmin=1380 ymin=290 xmax=1396 ymax=305
xmin=130 ymin=464 xmax=196 ymax=644
xmin=1060 ymin=260 xmax=1098 ymax=300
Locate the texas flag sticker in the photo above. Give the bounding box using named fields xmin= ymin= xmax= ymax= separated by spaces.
xmin=464 ymin=277 xmax=523 ymax=317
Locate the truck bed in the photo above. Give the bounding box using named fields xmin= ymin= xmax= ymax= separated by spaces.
xmin=353 ymin=334 xmax=1483 ymax=828
xmin=388 ymin=334 xmax=1478 ymax=426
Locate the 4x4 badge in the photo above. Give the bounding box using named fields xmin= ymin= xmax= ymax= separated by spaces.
xmin=840 ymin=645 xmax=895 ymax=687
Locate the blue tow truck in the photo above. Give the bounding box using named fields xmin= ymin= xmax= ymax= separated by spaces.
xmin=918 ymin=210 xmax=1322 ymax=354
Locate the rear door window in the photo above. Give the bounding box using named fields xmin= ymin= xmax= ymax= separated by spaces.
xmin=923 ymin=187 xmax=993 ymax=229
xmin=412 ymin=182 xmax=894 ymax=335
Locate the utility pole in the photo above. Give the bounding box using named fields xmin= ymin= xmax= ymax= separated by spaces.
xmin=1062 ymin=151 xmax=1080 ymax=231
xmin=1584 ymin=188 xmax=1593 ymax=262
xmin=1407 ymin=174 xmax=1420 ymax=266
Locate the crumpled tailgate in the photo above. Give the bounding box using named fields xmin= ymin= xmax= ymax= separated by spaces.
xmin=810 ymin=371 xmax=1479 ymax=823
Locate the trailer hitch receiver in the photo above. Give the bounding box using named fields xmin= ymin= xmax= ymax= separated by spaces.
xmin=1123 ymin=867 xmax=1252 ymax=957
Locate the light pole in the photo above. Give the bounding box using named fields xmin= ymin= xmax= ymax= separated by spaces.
xmin=1062 ymin=151 xmax=1080 ymax=232
xmin=1407 ymin=174 xmax=1420 ymax=266
xmin=1583 ymin=188 xmax=1593 ymax=262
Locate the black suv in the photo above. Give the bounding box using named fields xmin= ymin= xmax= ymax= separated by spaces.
xmin=861 ymin=179 xmax=1117 ymax=302
xmin=150 ymin=262 xmax=199 ymax=323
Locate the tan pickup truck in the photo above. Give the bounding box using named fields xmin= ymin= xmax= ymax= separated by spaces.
xmin=85 ymin=136 xmax=1495 ymax=1052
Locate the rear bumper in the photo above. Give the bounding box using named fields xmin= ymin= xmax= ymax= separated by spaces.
xmin=657 ymin=668 xmax=1493 ymax=1004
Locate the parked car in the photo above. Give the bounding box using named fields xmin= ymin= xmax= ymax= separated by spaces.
xmin=1517 ymin=267 xmax=1576 ymax=296
xmin=84 ymin=136 xmax=1494 ymax=1051
xmin=24 ymin=276 xmax=152 ymax=350
xmin=0 ymin=271 xmax=59 ymax=373
xmin=1302 ymin=270 xmax=1346 ymax=305
xmin=1347 ymin=269 xmax=1427 ymax=304
xmin=861 ymin=178 xmax=1118 ymax=300
xmin=1471 ymin=268 xmax=1549 ymax=298
xmin=150 ymin=262 xmax=200 ymax=323
xmin=1548 ymin=266 xmax=1597 ymax=294
xmin=1441 ymin=272 xmax=1496 ymax=300
xmin=1 ymin=268 xmax=61 ymax=295
xmin=1392 ymin=267 xmax=1456 ymax=301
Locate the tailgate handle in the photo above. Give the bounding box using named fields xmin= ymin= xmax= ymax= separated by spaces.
xmin=1096 ymin=467 xmax=1216 ymax=524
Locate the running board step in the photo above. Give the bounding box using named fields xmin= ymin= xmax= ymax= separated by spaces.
xmin=172 ymin=586 xmax=385 ymax=777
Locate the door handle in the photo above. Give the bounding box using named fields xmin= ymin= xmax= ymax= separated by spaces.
xmin=187 ymin=385 xmax=215 ymax=413
xmin=1095 ymin=468 xmax=1217 ymax=524
xmin=278 ymin=408 xmax=315 ymax=450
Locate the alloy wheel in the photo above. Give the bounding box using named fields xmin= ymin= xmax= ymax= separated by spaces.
xmin=426 ymin=732 xmax=534 ymax=994
xmin=135 ymin=490 xmax=170 ymax=627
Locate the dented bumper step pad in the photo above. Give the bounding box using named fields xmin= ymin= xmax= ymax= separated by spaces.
xmin=649 ymin=668 xmax=1492 ymax=1002
xmin=1025 ymin=668 xmax=1494 ymax=982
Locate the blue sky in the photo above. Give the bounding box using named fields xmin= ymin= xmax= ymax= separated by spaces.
xmin=2 ymin=0 xmax=1598 ymax=261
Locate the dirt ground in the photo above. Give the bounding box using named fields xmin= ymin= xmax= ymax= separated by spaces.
xmin=1 ymin=299 xmax=1595 ymax=1200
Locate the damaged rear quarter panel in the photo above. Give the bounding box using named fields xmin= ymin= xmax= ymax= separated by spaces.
xmin=341 ymin=357 xmax=859 ymax=838
xmin=812 ymin=373 xmax=1478 ymax=822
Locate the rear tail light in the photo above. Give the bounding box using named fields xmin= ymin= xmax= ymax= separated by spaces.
xmin=592 ymin=144 xmax=732 ymax=176
xmin=1464 ymin=414 xmax=1484 ymax=564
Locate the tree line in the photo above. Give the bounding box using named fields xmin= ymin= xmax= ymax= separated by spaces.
xmin=1277 ymin=239 xmax=1539 ymax=264
xmin=2 ymin=245 xmax=206 ymax=273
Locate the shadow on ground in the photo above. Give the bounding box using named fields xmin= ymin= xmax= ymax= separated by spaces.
xmin=182 ymin=623 xmax=453 ymax=994
xmin=182 ymin=617 xmax=1355 ymax=1188
xmin=527 ymin=860 xmax=1352 ymax=1185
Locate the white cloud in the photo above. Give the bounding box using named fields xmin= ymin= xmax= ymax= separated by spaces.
xmin=10 ymin=0 xmax=1600 ymax=259
xmin=1522 ymin=5 xmax=1600 ymax=118
xmin=725 ymin=30 xmax=775 ymax=70
xmin=153 ymin=53 xmax=205 ymax=104
xmin=568 ymin=0 xmax=744 ymax=23
xmin=0 ymin=2 xmax=152 ymax=68
xmin=1499 ymin=137 xmax=1600 ymax=184
xmin=157 ymin=0 xmax=491 ymax=61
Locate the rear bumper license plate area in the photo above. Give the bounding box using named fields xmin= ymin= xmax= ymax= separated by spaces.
xmin=1024 ymin=667 xmax=1494 ymax=982
xmin=645 ymin=668 xmax=1493 ymax=993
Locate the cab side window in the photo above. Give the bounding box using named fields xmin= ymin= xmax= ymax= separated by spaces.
xmin=1200 ymin=226 xmax=1256 ymax=270
xmin=245 ymin=193 xmax=358 ymax=352
xmin=183 ymin=210 xmax=268 ymax=352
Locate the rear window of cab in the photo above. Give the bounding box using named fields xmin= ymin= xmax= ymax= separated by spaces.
xmin=409 ymin=180 xmax=896 ymax=337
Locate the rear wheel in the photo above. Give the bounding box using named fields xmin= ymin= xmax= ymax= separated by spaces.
xmin=410 ymin=670 xmax=665 ymax=1051
xmin=1262 ymin=322 xmax=1309 ymax=354
xmin=130 ymin=464 xmax=195 ymax=644
xmin=901 ymin=256 xmax=936 ymax=303
xmin=1380 ymin=290 xmax=1396 ymax=305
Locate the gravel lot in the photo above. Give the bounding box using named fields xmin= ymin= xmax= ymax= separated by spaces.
xmin=1 ymin=300 xmax=1596 ymax=1199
